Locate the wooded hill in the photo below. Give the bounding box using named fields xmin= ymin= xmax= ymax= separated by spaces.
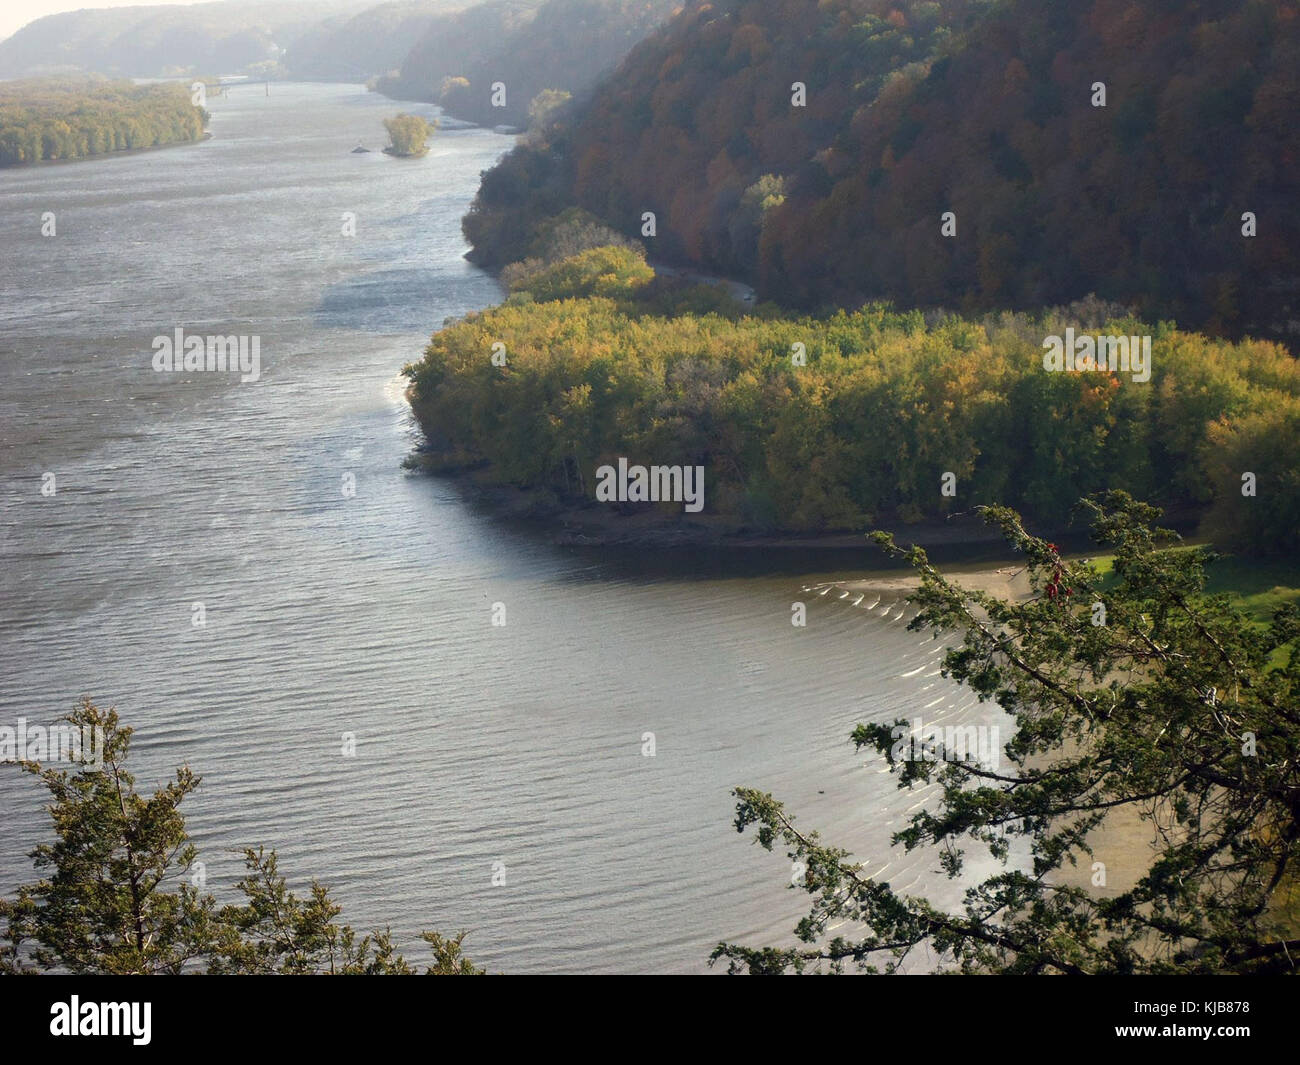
xmin=373 ymin=0 xmax=682 ymax=127
xmin=0 ymin=1 xmax=372 ymax=80
xmin=283 ymin=1 xmax=470 ymax=82
xmin=465 ymin=0 xmax=1300 ymax=342
xmin=1 ymin=0 xmax=683 ymax=132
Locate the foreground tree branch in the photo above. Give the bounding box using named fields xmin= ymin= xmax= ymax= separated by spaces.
xmin=714 ymin=492 xmax=1300 ymax=974
xmin=0 ymin=699 xmax=482 ymax=975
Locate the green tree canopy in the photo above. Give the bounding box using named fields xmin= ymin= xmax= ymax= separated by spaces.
xmin=0 ymin=699 xmax=480 ymax=975
xmin=0 ymin=77 xmax=207 ymax=166
xmin=403 ymin=277 xmax=1300 ymax=549
xmin=714 ymin=493 xmax=1300 ymax=974
xmin=504 ymin=244 xmax=653 ymax=301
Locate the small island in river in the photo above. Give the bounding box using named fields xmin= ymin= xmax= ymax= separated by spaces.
xmin=382 ymin=113 xmax=436 ymax=157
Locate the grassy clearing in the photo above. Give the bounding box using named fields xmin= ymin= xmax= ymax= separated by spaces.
xmin=1077 ymin=545 xmax=1299 ymax=672
xmin=1080 ymin=546 xmax=1300 ymax=624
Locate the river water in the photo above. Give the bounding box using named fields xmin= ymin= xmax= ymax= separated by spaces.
xmin=0 ymin=82 xmax=1003 ymax=973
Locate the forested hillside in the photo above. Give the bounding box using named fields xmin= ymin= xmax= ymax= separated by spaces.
xmin=0 ymin=1 xmax=371 ymax=79
xmin=0 ymin=0 xmax=682 ymax=127
xmin=466 ymin=0 xmax=1300 ymax=340
xmin=0 ymin=78 xmax=207 ymax=165
xmin=374 ymin=0 xmax=681 ymax=127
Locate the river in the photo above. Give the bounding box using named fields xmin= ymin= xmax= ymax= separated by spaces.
xmin=0 ymin=82 xmax=1004 ymax=973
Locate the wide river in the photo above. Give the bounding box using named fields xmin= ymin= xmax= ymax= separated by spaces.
xmin=0 ymin=83 xmax=1002 ymax=973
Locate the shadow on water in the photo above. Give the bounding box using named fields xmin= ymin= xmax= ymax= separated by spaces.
xmin=402 ymin=447 xmax=1178 ymax=584
xmin=315 ymin=267 xmax=494 ymax=333
xmin=550 ymin=535 xmax=1067 ymax=582
xmin=404 ymin=461 xmax=1088 ymax=583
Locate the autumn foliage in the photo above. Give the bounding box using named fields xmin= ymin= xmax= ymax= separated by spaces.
xmin=0 ymin=78 xmax=207 ymax=165
xmin=404 ymin=252 xmax=1300 ymax=548
xmin=467 ymin=0 xmax=1300 ymax=341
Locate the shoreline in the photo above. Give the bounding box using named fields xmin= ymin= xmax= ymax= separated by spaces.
xmin=814 ymin=563 xmax=1157 ymax=904
xmin=815 ymin=561 xmax=1034 ymax=601
xmin=419 ymin=462 xmax=1016 ymax=550
xmin=0 ymin=130 xmax=211 ymax=170
xmin=405 ymin=450 xmax=1206 ymax=557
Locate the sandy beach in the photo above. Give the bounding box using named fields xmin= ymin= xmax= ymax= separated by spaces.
xmin=815 ymin=561 xmax=1157 ymax=901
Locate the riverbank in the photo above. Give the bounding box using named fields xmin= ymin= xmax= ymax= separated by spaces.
xmin=403 ymin=448 xmax=1213 ymax=558
xmin=810 ymin=561 xmax=1031 ymax=602
xmin=811 ymin=562 xmax=1159 ymax=908
xmin=821 ymin=553 xmax=1300 ymax=923
xmin=0 ymin=77 xmax=209 ymax=167
xmin=0 ymin=129 xmax=211 ymax=169
xmin=403 ymin=246 xmax=1299 ymax=563
xmin=403 ymin=457 xmax=1015 ymax=550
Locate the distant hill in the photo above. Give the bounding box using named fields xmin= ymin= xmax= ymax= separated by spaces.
xmin=282 ymin=1 xmax=469 ymax=81
xmin=374 ymin=0 xmax=681 ymax=127
xmin=466 ymin=0 xmax=1300 ymax=341
xmin=0 ymin=0 xmax=373 ymax=79
xmin=0 ymin=0 xmax=681 ymax=128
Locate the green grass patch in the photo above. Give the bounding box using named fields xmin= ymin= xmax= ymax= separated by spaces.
xmin=1080 ymin=546 xmax=1300 ymax=621
xmin=1074 ymin=544 xmax=1299 ymax=668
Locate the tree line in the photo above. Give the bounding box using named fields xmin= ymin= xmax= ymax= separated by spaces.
xmin=0 ymin=78 xmax=208 ymax=166
xmin=404 ymin=244 xmax=1300 ymax=554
